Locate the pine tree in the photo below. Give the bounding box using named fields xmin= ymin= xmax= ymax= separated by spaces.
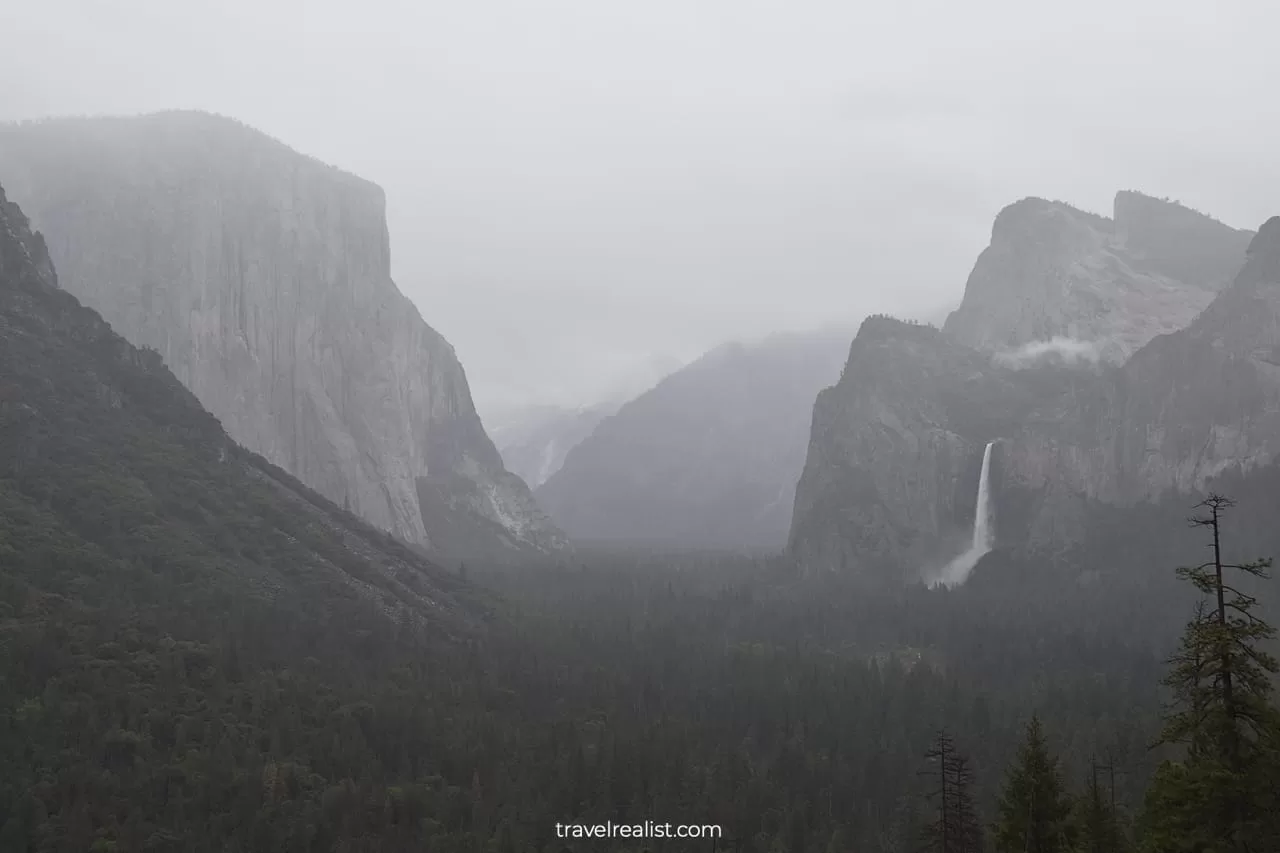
xmin=1139 ymin=495 xmax=1280 ymax=852
xmin=920 ymin=730 xmax=984 ymax=853
xmin=1074 ymin=755 xmax=1124 ymax=853
xmin=950 ymin=754 xmax=985 ymax=853
xmin=993 ymin=716 xmax=1073 ymax=853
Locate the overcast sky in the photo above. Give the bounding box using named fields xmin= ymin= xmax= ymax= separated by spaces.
xmin=4 ymin=0 xmax=1279 ymax=423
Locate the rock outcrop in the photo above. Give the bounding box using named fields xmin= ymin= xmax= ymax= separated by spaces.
xmin=537 ymin=328 xmax=851 ymax=551
xmin=791 ymin=196 xmax=1275 ymax=579
xmin=1105 ymin=216 xmax=1280 ymax=498
xmin=997 ymin=215 xmax=1280 ymax=512
xmin=787 ymin=317 xmax=1103 ymax=575
xmin=1 ymin=178 xmax=484 ymax=633
xmin=944 ymin=192 xmax=1253 ymax=361
xmin=0 ymin=112 xmax=567 ymax=563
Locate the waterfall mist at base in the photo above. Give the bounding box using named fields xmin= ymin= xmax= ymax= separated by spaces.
xmin=931 ymin=441 xmax=996 ymax=588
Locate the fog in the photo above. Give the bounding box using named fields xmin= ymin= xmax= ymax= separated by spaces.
xmin=993 ymin=337 xmax=1104 ymax=369
xmin=3 ymin=0 xmax=1279 ymax=421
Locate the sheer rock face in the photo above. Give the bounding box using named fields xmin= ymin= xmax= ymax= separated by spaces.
xmin=1002 ymin=218 xmax=1280 ymax=504
xmin=791 ymin=200 xmax=1275 ymax=578
xmin=0 ymin=112 xmax=567 ymax=562
xmin=787 ymin=317 xmax=1102 ymax=575
xmin=1110 ymin=217 xmax=1280 ymax=499
xmin=944 ymin=193 xmax=1253 ymax=361
xmin=1 ymin=179 xmax=485 ymax=634
xmin=787 ymin=320 xmax=978 ymax=575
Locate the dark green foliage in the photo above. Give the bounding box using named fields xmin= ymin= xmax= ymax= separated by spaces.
xmin=1073 ymin=756 xmax=1127 ymax=853
xmin=4 ymin=182 xmax=1280 ymax=851
xmin=992 ymin=716 xmax=1074 ymax=853
xmin=0 ymin=179 xmax=1169 ymax=852
xmin=0 ymin=181 xmax=504 ymax=851
xmin=1138 ymin=496 xmax=1280 ymax=852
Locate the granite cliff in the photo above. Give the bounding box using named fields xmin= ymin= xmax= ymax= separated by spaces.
xmin=787 ymin=317 xmax=1102 ymax=575
xmin=791 ymin=196 xmax=1276 ymax=578
xmin=944 ymin=192 xmax=1252 ymax=361
xmin=0 ymin=178 xmax=483 ymax=632
xmin=0 ymin=112 xmax=567 ymax=563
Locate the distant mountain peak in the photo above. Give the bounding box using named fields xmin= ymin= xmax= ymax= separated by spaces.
xmin=945 ymin=188 xmax=1253 ymax=361
xmin=853 ymin=313 xmax=937 ymax=342
xmin=989 ymin=196 xmax=1111 ymax=244
xmin=1247 ymin=216 xmax=1280 ymax=258
xmin=536 ymin=328 xmax=851 ymax=551
xmin=791 ymin=201 xmax=1277 ymax=579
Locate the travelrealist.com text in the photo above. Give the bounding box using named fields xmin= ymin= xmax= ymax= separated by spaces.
xmin=555 ymin=821 xmax=723 ymax=840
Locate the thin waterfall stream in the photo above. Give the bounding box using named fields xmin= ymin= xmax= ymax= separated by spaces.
xmin=934 ymin=440 xmax=996 ymax=588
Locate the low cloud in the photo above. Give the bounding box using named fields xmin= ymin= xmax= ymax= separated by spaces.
xmin=993 ymin=336 xmax=1103 ymax=369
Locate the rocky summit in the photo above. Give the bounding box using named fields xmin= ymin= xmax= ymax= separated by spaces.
xmin=791 ymin=198 xmax=1278 ymax=580
xmin=944 ymin=192 xmax=1253 ymax=361
xmin=0 ymin=112 xmax=567 ymax=564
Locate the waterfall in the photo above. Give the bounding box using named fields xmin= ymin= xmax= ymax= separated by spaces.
xmin=934 ymin=440 xmax=996 ymax=588
xmin=970 ymin=440 xmax=995 ymax=554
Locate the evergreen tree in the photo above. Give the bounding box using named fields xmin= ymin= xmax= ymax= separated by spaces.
xmin=1139 ymin=495 xmax=1280 ymax=852
xmin=920 ymin=731 xmax=984 ymax=853
xmin=950 ymin=753 xmax=985 ymax=853
xmin=1074 ymin=755 xmax=1124 ymax=853
xmin=993 ymin=716 xmax=1073 ymax=853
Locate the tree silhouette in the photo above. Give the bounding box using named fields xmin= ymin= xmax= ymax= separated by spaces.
xmin=1140 ymin=495 xmax=1280 ymax=852
xmin=920 ymin=730 xmax=984 ymax=853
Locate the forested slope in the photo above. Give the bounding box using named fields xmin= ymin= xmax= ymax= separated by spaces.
xmin=3 ymin=178 xmax=1278 ymax=851
xmin=0 ymin=181 xmax=507 ymax=850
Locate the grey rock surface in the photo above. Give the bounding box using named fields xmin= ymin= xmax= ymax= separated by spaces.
xmin=791 ymin=196 xmax=1275 ymax=578
xmin=0 ymin=111 xmax=567 ymax=563
xmin=945 ymin=192 xmax=1252 ymax=360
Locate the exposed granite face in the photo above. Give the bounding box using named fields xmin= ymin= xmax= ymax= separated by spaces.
xmin=0 ymin=112 xmax=568 ymax=563
xmin=537 ymin=328 xmax=851 ymax=551
xmin=1 ymin=179 xmax=485 ymax=635
xmin=1001 ymin=218 xmax=1280 ymax=507
xmin=790 ymin=201 xmax=1276 ymax=579
xmin=944 ymin=193 xmax=1253 ymax=361
xmin=0 ymin=181 xmax=58 ymax=291
xmin=787 ymin=317 xmax=1101 ymax=575
xmin=1110 ymin=216 xmax=1280 ymax=500
xmin=787 ymin=320 xmax=975 ymax=575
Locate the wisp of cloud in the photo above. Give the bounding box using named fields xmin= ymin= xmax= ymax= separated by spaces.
xmin=993 ymin=336 xmax=1102 ymax=369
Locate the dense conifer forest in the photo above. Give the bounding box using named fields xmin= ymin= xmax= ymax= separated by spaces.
xmin=3 ymin=183 xmax=1280 ymax=851
xmin=5 ymin=504 xmax=1279 ymax=851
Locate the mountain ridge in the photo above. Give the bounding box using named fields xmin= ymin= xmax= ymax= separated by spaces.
xmin=944 ymin=190 xmax=1253 ymax=361
xmin=0 ymin=177 xmax=484 ymax=632
xmin=537 ymin=327 xmax=853 ymax=551
xmin=0 ymin=111 xmax=567 ymax=564
xmin=792 ymin=195 xmax=1276 ymax=578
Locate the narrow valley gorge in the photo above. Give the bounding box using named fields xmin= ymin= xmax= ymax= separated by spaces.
xmin=4 ymin=19 xmax=1280 ymax=845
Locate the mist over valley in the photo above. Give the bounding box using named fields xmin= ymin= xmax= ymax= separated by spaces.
xmin=3 ymin=3 xmax=1280 ymax=850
